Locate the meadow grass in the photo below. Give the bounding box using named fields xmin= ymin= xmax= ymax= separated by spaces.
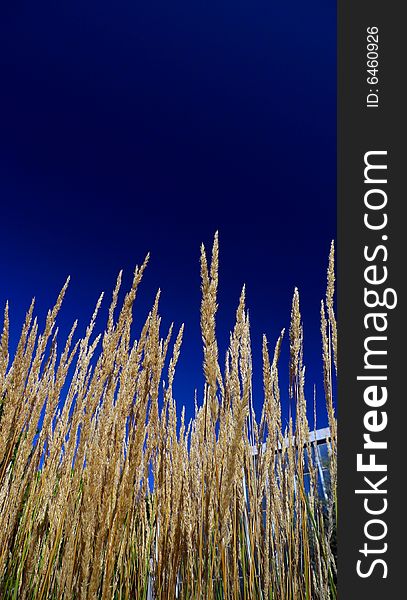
xmin=0 ymin=234 xmax=337 ymax=599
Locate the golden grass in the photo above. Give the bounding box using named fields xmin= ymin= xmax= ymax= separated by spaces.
xmin=0 ymin=234 xmax=337 ymax=599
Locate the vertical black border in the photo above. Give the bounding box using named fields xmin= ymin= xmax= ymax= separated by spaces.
xmin=338 ymin=0 xmax=405 ymax=596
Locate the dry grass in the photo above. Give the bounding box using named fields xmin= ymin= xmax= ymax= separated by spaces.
xmin=0 ymin=234 xmax=337 ymax=599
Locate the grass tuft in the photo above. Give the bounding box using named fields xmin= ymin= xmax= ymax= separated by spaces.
xmin=0 ymin=236 xmax=336 ymax=599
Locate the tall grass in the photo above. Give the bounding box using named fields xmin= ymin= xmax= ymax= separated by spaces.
xmin=0 ymin=234 xmax=337 ymax=599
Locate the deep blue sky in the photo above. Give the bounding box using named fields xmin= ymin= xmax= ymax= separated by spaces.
xmin=0 ymin=1 xmax=336 ymax=429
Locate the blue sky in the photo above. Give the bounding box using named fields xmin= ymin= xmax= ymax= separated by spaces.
xmin=0 ymin=1 xmax=336 ymax=428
